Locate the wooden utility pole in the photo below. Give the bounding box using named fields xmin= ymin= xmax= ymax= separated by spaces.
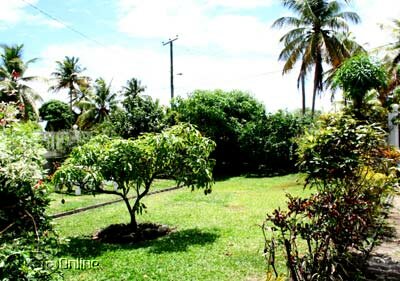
xmin=162 ymin=36 xmax=178 ymax=99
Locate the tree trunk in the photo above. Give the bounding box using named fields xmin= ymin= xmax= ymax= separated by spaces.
xmin=69 ymin=86 xmax=73 ymax=112
xmin=311 ymin=86 xmax=317 ymax=119
xmin=123 ymin=196 xmax=137 ymax=230
xmin=301 ymin=74 xmax=306 ymax=115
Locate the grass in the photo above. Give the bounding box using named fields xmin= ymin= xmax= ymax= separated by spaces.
xmin=48 ymin=179 xmax=176 ymax=215
xmin=52 ymin=174 xmax=309 ymax=281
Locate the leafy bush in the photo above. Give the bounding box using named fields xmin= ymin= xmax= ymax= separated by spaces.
xmin=172 ymin=90 xmax=312 ymax=175
xmin=111 ymin=94 xmax=165 ymax=139
xmin=263 ymin=113 xmax=397 ymax=280
xmin=0 ymin=102 xmax=19 ymax=126
xmin=0 ymin=123 xmax=59 ymax=280
xmin=171 ymin=89 xmax=266 ymax=175
xmin=39 ymin=100 xmax=74 ymax=131
xmin=53 ymin=123 xmax=215 ymax=231
xmin=240 ymin=110 xmax=312 ymax=175
xmin=334 ymin=55 xmax=388 ymax=120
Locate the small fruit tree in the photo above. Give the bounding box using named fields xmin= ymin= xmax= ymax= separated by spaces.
xmin=53 ymin=123 xmax=215 ymax=230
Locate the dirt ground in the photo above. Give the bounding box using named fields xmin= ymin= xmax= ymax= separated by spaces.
xmin=365 ymin=195 xmax=400 ymax=280
xmin=373 ymin=195 xmax=400 ymax=259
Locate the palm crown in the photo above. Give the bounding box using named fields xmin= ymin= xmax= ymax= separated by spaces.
xmin=49 ymin=56 xmax=89 ymax=111
xmin=273 ymin=0 xmax=361 ymax=116
xmin=0 ymin=44 xmax=42 ymax=120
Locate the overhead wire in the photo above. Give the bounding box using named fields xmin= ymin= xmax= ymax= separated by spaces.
xmin=18 ymin=0 xmax=284 ymax=96
xmin=20 ymin=0 xmax=107 ymax=48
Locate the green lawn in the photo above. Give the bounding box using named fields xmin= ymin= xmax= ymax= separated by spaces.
xmin=48 ymin=179 xmax=176 ymax=215
xmin=53 ymin=174 xmax=308 ymax=281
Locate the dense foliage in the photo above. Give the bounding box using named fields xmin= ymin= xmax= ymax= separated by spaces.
xmin=263 ymin=112 xmax=398 ymax=280
xmin=111 ymin=90 xmax=165 ymax=139
xmin=39 ymin=100 xmax=74 ymax=131
xmin=334 ymin=55 xmax=388 ymax=109
xmin=53 ymin=123 xmax=215 ymax=230
xmin=172 ymin=90 xmax=266 ymax=174
xmin=76 ymin=77 xmax=117 ymax=129
xmin=240 ymin=110 xmax=312 ymax=175
xmin=0 ymin=122 xmax=59 ymax=280
xmin=172 ymin=90 xmax=310 ymax=175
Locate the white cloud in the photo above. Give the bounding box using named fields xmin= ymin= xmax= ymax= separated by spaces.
xmin=205 ymin=0 xmax=273 ymax=9
xmin=116 ymin=0 xmax=277 ymax=54
xmin=350 ymin=0 xmax=400 ymax=52
xmin=0 ymin=0 xmax=37 ymax=24
xmin=26 ymin=40 xmax=313 ymax=112
xmin=0 ymin=0 xmax=64 ymax=29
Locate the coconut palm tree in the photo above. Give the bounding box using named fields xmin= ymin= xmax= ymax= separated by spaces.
xmin=273 ymin=0 xmax=361 ymax=116
xmin=76 ymin=78 xmax=117 ymax=129
xmin=121 ymin=78 xmax=146 ymax=99
xmin=0 ymin=44 xmax=42 ymax=120
xmin=49 ymin=56 xmax=89 ymax=112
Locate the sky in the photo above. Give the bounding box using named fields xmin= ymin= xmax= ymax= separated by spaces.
xmin=0 ymin=0 xmax=399 ymax=112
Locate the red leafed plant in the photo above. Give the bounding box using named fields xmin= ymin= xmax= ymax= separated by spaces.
xmin=263 ymin=113 xmax=398 ymax=281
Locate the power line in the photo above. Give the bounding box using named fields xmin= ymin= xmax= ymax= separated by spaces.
xmin=20 ymin=0 xmax=106 ymax=47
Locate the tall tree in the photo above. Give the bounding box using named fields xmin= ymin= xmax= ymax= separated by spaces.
xmin=273 ymin=0 xmax=361 ymax=116
xmin=77 ymin=78 xmax=117 ymax=129
xmin=121 ymin=77 xmax=146 ymax=99
xmin=0 ymin=44 xmax=42 ymax=120
xmin=49 ymin=56 xmax=89 ymax=112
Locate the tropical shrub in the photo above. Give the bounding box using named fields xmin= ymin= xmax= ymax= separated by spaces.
xmin=334 ymin=55 xmax=388 ymax=121
xmin=0 ymin=123 xmax=59 ymax=280
xmin=171 ymin=89 xmax=266 ymax=175
xmin=263 ymin=113 xmax=397 ymax=280
xmin=0 ymin=102 xmax=19 ymax=126
xmin=111 ymin=95 xmax=165 ymax=139
xmin=240 ymin=110 xmax=312 ymax=175
xmin=39 ymin=100 xmax=74 ymax=131
xmin=53 ymin=123 xmax=215 ymax=231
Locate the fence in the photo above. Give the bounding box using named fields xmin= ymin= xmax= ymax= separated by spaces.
xmin=40 ymin=130 xmax=94 ymax=155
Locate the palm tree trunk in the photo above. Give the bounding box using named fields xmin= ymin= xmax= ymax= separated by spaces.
xmin=311 ymin=54 xmax=323 ymax=119
xmin=301 ymin=74 xmax=306 ymax=115
xmin=311 ymin=86 xmax=317 ymax=119
xmin=69 ymin=85 xmax=74 ymax=112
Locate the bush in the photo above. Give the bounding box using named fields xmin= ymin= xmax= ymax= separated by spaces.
xmin=263 ymin=113 xmax=397 ymax=280
xmin=171 ymin=89 xmax=266 ymax=175
xmin=240 ymin=110 xmax=312 ymax=175
xmin=111 ymin=94 xmax=165 ymax=139
xmin=334 ymin=55 xmax=388 ymax=121
xmin=0 ymin=123 xmax=59 ymax=280
xmin=39 ymin=100 xmax=74 ymax=131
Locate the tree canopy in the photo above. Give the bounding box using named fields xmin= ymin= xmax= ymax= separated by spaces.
xmin=53 ymin=123 xmax=216 ymax=230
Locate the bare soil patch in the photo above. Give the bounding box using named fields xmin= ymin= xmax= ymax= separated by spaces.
xmin=93 ymin=223 xmax=173 ymax=244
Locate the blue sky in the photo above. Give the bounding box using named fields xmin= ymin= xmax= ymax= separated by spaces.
xmin=1 ymin=0 xmax=399 ymax=112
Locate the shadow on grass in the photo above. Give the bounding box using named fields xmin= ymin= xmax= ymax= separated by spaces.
xmin=148 ymin=228 xmax=220 ymax=254
xmin=58 ymin=227 xmax=219 ymax=258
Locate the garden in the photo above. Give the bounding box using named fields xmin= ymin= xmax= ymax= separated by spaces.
xmin=2 ymin=1 xmax=400 ymax=280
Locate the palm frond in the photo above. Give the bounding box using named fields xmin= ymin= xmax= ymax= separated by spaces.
xmin=272 ymin=16 xmax=302 ymax=29
xmin=280 ymin=27 xmax=307 ymax=44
